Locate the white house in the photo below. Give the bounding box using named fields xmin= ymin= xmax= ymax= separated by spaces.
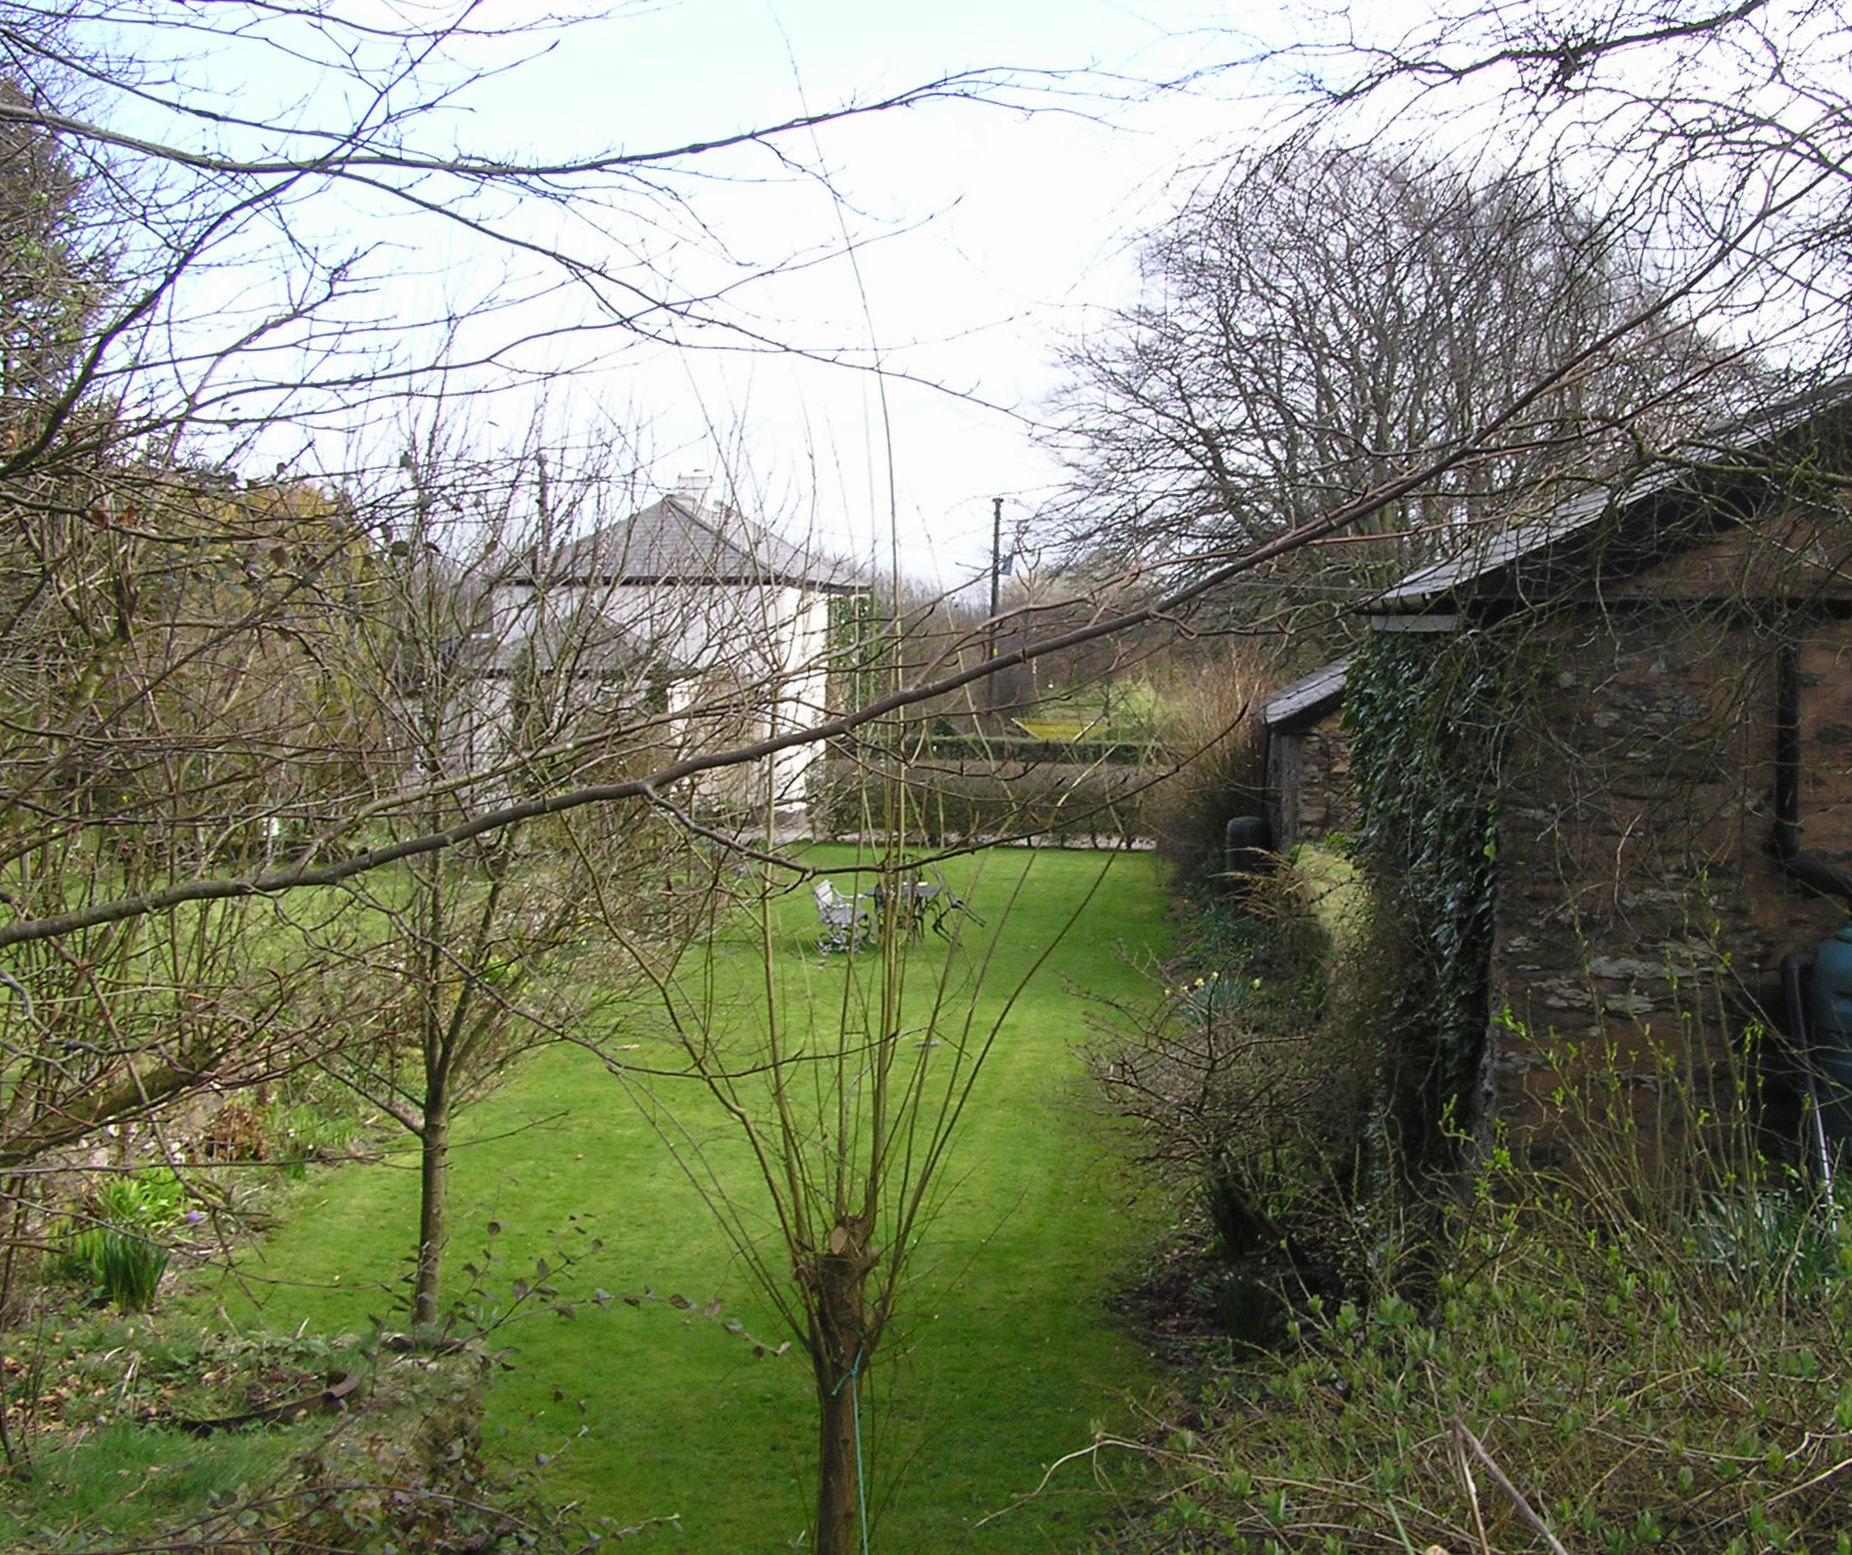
xmin=490 ymin=476 xmax=865 ymax=823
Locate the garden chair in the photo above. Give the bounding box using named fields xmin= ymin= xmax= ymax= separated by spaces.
xmin=917 ymin=866 xmax=983 ymax=938
xmin=866 ymin=870 xmax=984 ymax=940
xmin=813 ymin=879 xmax=871 ymax=954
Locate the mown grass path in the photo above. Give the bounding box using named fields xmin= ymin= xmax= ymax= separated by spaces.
xmin=209 ymin=847 xmax=1170 ymax=1551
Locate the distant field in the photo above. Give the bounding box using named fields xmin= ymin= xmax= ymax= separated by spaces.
xmin=207 ymin=845 xmax=1173 ymax=1552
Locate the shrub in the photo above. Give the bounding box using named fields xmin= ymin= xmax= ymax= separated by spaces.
xmin=815 ymin=758 xmax=1150 ymax=844
xmin=94 ymin=1166 xmax=186 ymax=1228
xmin=1100 ymin=1152 xmax=1852 ymax=1555
xmin=1090 ymin=913 xmax=1852 ymax=1555
xmin=1086 ymin=877 xmax=1371 ymax=1259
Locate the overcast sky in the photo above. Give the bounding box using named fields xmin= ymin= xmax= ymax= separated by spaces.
xmin=109 ymin=3 xmax=1330 ymax=584
xmin=404 ymin=1 xmax=1304 ymax=587
xmin=161 ymin=0 xmax=1814 ymax=594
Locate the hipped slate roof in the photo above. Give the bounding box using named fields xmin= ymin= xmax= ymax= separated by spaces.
xmin=1373 ymin=378 xmax=1852 ymax=616
xmin=538 ymin=494 xmax=863 ymax=592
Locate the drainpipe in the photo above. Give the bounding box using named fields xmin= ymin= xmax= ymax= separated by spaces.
xmin=1773 ymin=639 xmax=1852 ymax=1206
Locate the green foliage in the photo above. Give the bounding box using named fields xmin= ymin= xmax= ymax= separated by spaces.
xmin=1091 ymin=1011 xmax=1852 ymax=1555
xmin=0 ymin=1420 xmax=291 ymax=1546
xmin=1345 ymin=629 xmax=1511 ymax=1184
xmin=912 ymin=732 xmax=1153 ymax=764
xmin=92 ymin=1233 xmax=168 ymax=1314
xmin=262 ymin=1099 xmax=361 ymax=1180
xmin=828 ymin=593 xmax=887 ymax=716
xmin=1098 ymin=1149 xmax=1852 ymax=1555
xmin=59 ymin=1167 xmax=189 ymax=1312
xmin=1087 ymin=886 xmax=1372 ymax=1339
xmin=0 ymin=1315 xmax=582 ymax=1554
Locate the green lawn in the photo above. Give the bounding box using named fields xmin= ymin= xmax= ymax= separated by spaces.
xmin=201 ymin=846 xmax=1171 ymax=1552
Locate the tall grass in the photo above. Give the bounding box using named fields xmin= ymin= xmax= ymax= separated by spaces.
xmin=1141 ymin=648 xmax=1273 ymax=887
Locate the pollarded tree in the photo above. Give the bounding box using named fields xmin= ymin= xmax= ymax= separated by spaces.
xmin=1045 ymin=145 xmax=1742 ymax=610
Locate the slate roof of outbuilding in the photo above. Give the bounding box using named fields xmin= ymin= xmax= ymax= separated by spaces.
xmin=1373 ymin=378 xmax=1852 ymax=615
xmin=1257 ymin=381 xmax=1852 ymax=731
xmin=1261 ymin=656 xmax=1352 ymax=730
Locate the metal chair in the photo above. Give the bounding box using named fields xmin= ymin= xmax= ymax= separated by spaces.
xmin=814 ymin=879 xmax=870 ymax=954
xmin=917 ymin=866 xmax=983 ymax=938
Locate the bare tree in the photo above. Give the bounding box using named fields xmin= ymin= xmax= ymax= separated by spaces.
xmin=1294 ymin=1 xmax=1852 ymax=405
xmin=1044 ymin=144 xmax=1744 ymax=619
xmin=286 ymin=418 xmax=798 ymax=1332
xmin=0 ymin=3 xmax=1035 ymax=479
xmin=0 ymin=11 xmax=1749 ymax=1219
xmin=619 ymin=834 xmax=1096 ymax=1555
xmin=0 ymin=0 xmax=1037 ymax=1184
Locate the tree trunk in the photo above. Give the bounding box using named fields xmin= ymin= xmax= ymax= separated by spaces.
xmin=412 ymin=830 xmax=448 ymax=1335
xmin=412 ymin=1091 xmax=448 ymax=1331
xmin=810 ymin=1216 xmax=875 ymax=1555
xmin=815 ymin=1354 xmax=862 ymax=1555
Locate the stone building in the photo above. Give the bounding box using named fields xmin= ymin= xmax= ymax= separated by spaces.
xmin=1260 ymin=656 xmax=1351 ymax=856
xmin=1265 ymin=383 xmax=1852 ymax=1153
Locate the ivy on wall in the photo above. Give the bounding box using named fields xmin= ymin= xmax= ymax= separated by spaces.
xmin=1344 ymin=628 xmax=1510 ymax=1185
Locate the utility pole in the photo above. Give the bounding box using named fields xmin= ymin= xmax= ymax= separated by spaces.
xmin=988 ymin=496 xmax=1003 ymax=654
xmin=986 ymin=496 xmax=1002 ymax=728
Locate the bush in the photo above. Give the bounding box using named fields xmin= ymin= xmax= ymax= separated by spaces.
xmin=917 ymin=733 xmax=1151 ymax=764
xmin=1101 ymin=1153 xmax=1852 ymax=1555
xmin=1090 ymin=904 xmax=1852 ymax=1555
xmin=94 ymin=1166 xmax=186 ymax=1227
xmin=814 ymin=758 xmax=1151 ymax=844
xmin=92 ymin=1231 xmax=168 ymax=1313
xmin=1086 ymin=879 xmax=1370 ymax=1255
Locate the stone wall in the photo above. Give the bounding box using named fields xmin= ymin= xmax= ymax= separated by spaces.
xmin=1488 ymin=606 xmax=1852 ymax=1150
xmin=1801 ymin=632 xmax=1852 ymax=867
xmin=1268 ymin=709 xmax=1354 ymax=854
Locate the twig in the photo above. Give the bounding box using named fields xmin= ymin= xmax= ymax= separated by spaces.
xmin=170 ymin=1372 xmax=361 ymax=1435
xmin=610 ymin=1512 xmax=682 ymax=1537
xmin=1452 ymin=1416 xmax=1572 ymax=1555
xmin=1453 ymin=1422 xmax=1492 ymax=1555
xmin=973 ymin=1435 xmax=1180 ymax=1528
xmin=1765 ymin=1452 xmax=1852 ymax=1507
